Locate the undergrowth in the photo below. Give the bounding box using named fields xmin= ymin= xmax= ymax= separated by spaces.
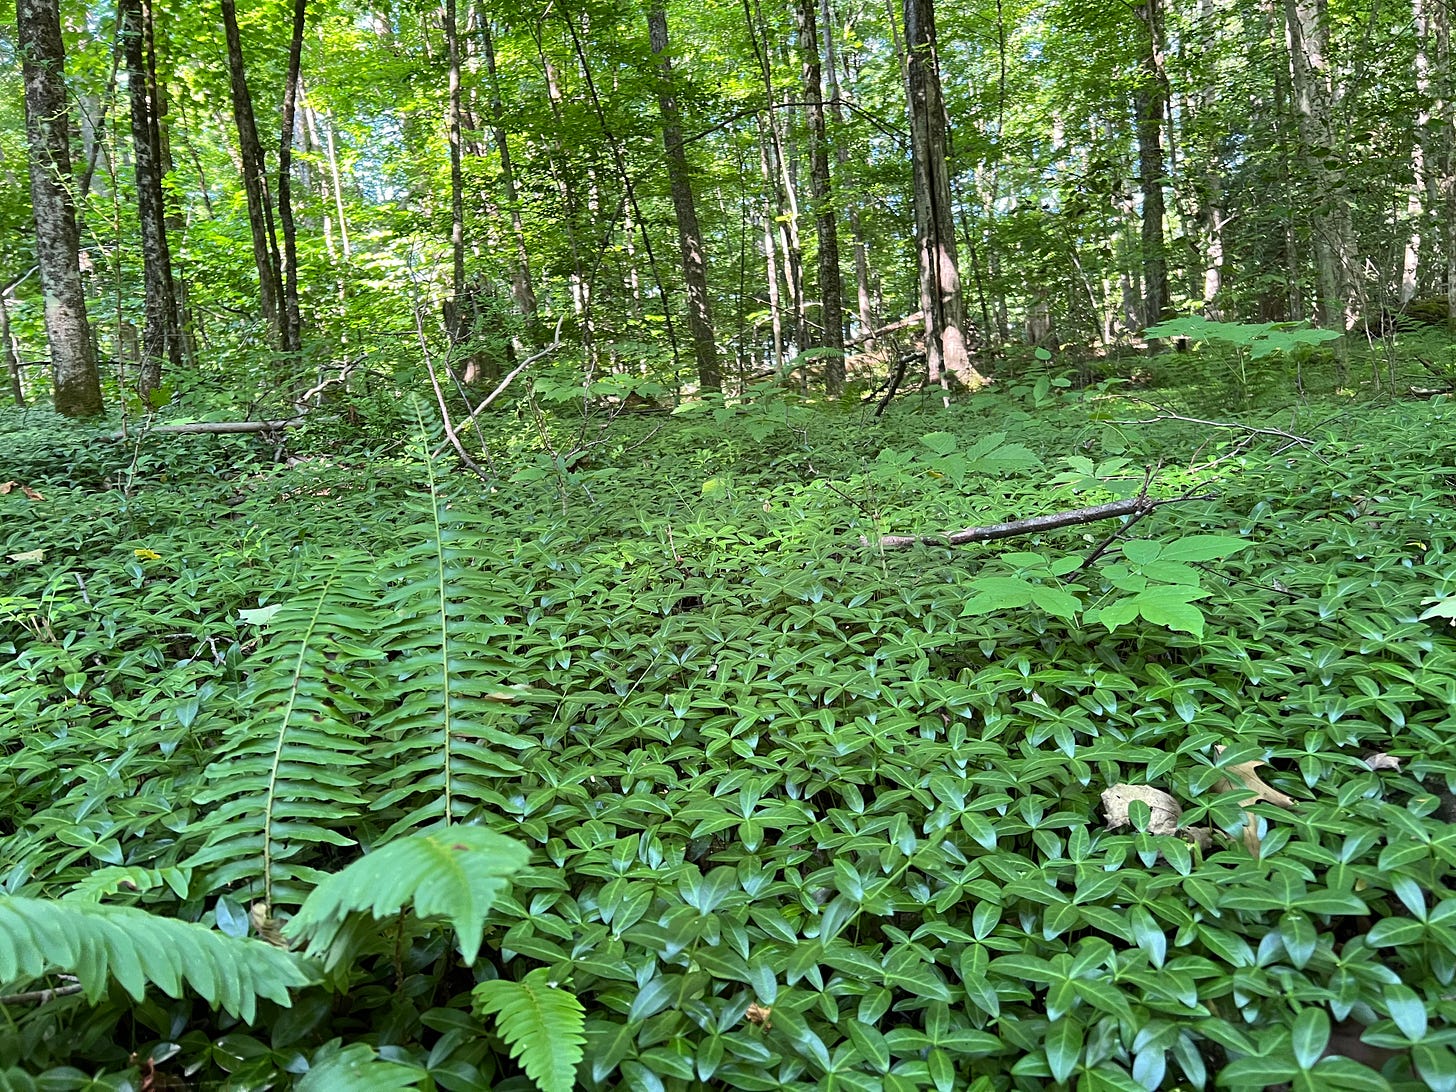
xmin=4 ymin=377 xmax=1456 ymax=1090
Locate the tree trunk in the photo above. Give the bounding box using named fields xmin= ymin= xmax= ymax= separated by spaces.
xmin=794 ymin=0 xmax=845 ymax=394
xmin=220 ymin=0 xmax=284 ymax=344
xmin=1134 ymin=0 xmax=1171 ymax=330
xmin=648 ymin=1 xmax=720 ymax=392
xmin=744 ymin=0 xmax=807 ymax=359
xmin=120 ymin=0 xmax=182 ymax=400
xmin=1432 ymin=0 xmax=1455 ymax=322
xmin=277 ymin=0 xmax=307 ymax=356
xmin=18 ymin=0 xmax=103 ymax=417
xmin=444 ymin=0 xmax=467 ymax=358
xmin=1284 ymin=0 xmax=1356 ymax=340
xmin=478 ymin=11 xmax=540 ymax=341
xmin=1 ymin=288 xmax=24 ymax=407
xmin=821 ymin=0 xmax=874 ymax=343
xmin=756 ymin=124 xmax=787 ymax=376
xmin=903 ymin=0 xmax=987 ymax=396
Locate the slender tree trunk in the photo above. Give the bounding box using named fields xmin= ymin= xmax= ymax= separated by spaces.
xmin=19 ymin=0 xmax=103 ymax=417
xmin=1 ymin=289 xmax=24 ymax=407
xmin=1432 ymin=0 xmax=1455 ymax=322
xmin=744 ymin=0 xmax=806 ymax=357
xmin=478 ymin=10 xmax=540 ymax=340
xmin=821 ymin=0 xmax=873 ymax=343
xmin=277 ymin=0 xmax=307 ymax=356
xmin=444 ymin=0 xmax=467 ymax=351
xmin=1284 ymin=0 xmax=1356 ymax=340
xmin=1400 ymin=0 xmax=1433 ymax=305
xmin=648 ymin=2 xmax=719 ymax=392
xmin=220 ymin=0 xmax=283 ymax=344
xmin=794 ymin=0 xmax=845 ymax=393
xmin=1134 ymin=0 xmax=1171 ymax=330
xmin=756 ymin=127 xmax=787 ymax=376
xmin=120 ymin=0 xmax=182 ymax=400
xmin=903 ymin=0 xmax=986 ymax=396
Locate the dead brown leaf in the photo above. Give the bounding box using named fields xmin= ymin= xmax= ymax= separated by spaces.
xmin=1213 ymin=749 xmax=1299 ymax=809
xmin=1101 ymin=784 xmax=1182 ymax=835
xmin=1363 ymin=752 xmax=1402 ymax=772
xmin=745 ymin=1002 xmax=772 ymax=1030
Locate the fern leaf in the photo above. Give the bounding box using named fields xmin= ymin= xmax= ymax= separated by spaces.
xmin=473 ymin=967 xmax=586 ymax=1092
xmin=284 ymin=825 xmax=528 ymax=964
xmin=185 ymin=552 xmax=384 ymax=908
xmin=368 ymin=429 xmax=544 ymax=841
xmin=297 ymin=1041 xmax=425 ymax=1091
xmin=0 ymin=896 xmax=311 ymax=1022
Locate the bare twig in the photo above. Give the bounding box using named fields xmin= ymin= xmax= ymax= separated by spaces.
xmin=431 ymin=316 xmax=565 ymax=459
xmin=0 ymin=983 xmax=84 ymax=1006
xmin=1113 ymin=399 xmax=1314 ymax=447
xmin=874 ymin=494 xmax=1179 ymax=551
xmin=411 ymin=293 xmax=491 ymax=483
xmin=105 ymin=419 xmax=305 ymax=440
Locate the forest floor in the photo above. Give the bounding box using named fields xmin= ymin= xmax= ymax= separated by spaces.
xmin=3 ymin=345 xmax=1456 ymax=1089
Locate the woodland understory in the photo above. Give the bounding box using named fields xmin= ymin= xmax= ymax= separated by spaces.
xmin=9 ymin=0 xmax=1456 ymax=1086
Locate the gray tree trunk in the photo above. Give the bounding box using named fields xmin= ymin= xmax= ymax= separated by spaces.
xmin=1134 ymin=0 xmax=1171 ymax=330
xmin=18 ymin=0 xmax=103 ymax=416
xmin=478 ymin=12 xmax=540 ymax=341
xmin=276 ymin=0 xmax=307 ymax=356
xmin=903 ymin=0 xmax=986 ymax=395
xmin=648 ymin=2 xmax=720 ymax=392
xmin=1284 ymin=0 xmax=1356 ymax=341
xmin=794 ymin=0 xmax=845 ymax=394
xmin=120 ymin=0 xmax=182 ymax=400
xmin=220 ymin=0 xmax=284 ymax=345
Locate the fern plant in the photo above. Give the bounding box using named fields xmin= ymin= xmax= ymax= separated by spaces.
xmin=184 ymin=550 xmax=386 ymax=908
xmin=367 ymin=428 xmax=545 ymax=841
xmin=473 ymin=967 xmax=586 ymax=1092
xmin=285 ymin=825 xmax=528 ymax=970
xmin=0 ymin=895 xmax=310 ymax=1022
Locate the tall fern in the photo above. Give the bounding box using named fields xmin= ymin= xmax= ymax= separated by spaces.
xmin=368 ymin=430 xmax=542 ymax=840
xmin=185 ymin=551 xmax=385 ymax=908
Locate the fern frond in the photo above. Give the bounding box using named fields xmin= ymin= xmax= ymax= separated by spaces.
xmin=472 ymin=967 xmax=586 ymax=1092
xmin=185 ymin=552 xmax=385 ymax=908
xmin=296 ymin=1041 xmax=426 ymax=1091
xmin=284 ymin=825 xmax=528 ymax=965
xmin=0 ymin=896 xmax=310 ymax=1022
xmin=368 ymin=439 xmax=545 ymax=840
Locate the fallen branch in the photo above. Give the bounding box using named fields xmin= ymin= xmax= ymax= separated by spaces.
xmin=105 ymin=419 xmax=304 ymax=440
xmin=874 ymin=494 xmax=1184 ymax=551
xmin=0 ymin=983 xmax=84 ymax=1006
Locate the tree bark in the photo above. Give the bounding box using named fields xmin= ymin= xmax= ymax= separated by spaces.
xmin=820 ymin=0 xmax=874 ymax=343
xmin=276 ymin=0 xmax=307 ymax=356
xmin=1 ymin=288 xmax=25 ymax=407
xmin=478 ymin=11 xmax=540 ymax=340
xmin=18 ymin=0 xmax=103 ymax=417
xmin=1134 ymin=0 xmax=1171 ymax=330
xmin=220 ymin=0 xmax=284 ymax=345
xmin=794 ymin=0 xmax=845 ymax=394
xmin=648 ymin=2 xmax=720 ymax=392
xmin=444 ymin=0 xmax=467 ymax=357
xmin=120 ymin=0 xmax=182 ymax=400
xmin=1284 ymin=0 xmax=1356 ymax=342
xmin=903 ymin=0 xmax=987 ymax=397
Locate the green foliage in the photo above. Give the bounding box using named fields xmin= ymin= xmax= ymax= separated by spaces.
xmin=9 ymin=388 xmax=1456 ymax=1088
xmin=473 ymin=968 xmax=587 ymax=1092
xmin=0 ymin=896 xmax=310 ymax=1021
xmin=286 ymin=826 xmax=530 ymax=966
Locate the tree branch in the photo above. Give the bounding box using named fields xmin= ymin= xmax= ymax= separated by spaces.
xmin=105 ymin=418 xmax=304 ymax=440
xmin=873 ymin=493 xmax=1201 ymax=551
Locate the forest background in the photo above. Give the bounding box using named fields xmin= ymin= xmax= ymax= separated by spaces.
xmin=7 ymin=0 xmax=1456 ymax=1089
